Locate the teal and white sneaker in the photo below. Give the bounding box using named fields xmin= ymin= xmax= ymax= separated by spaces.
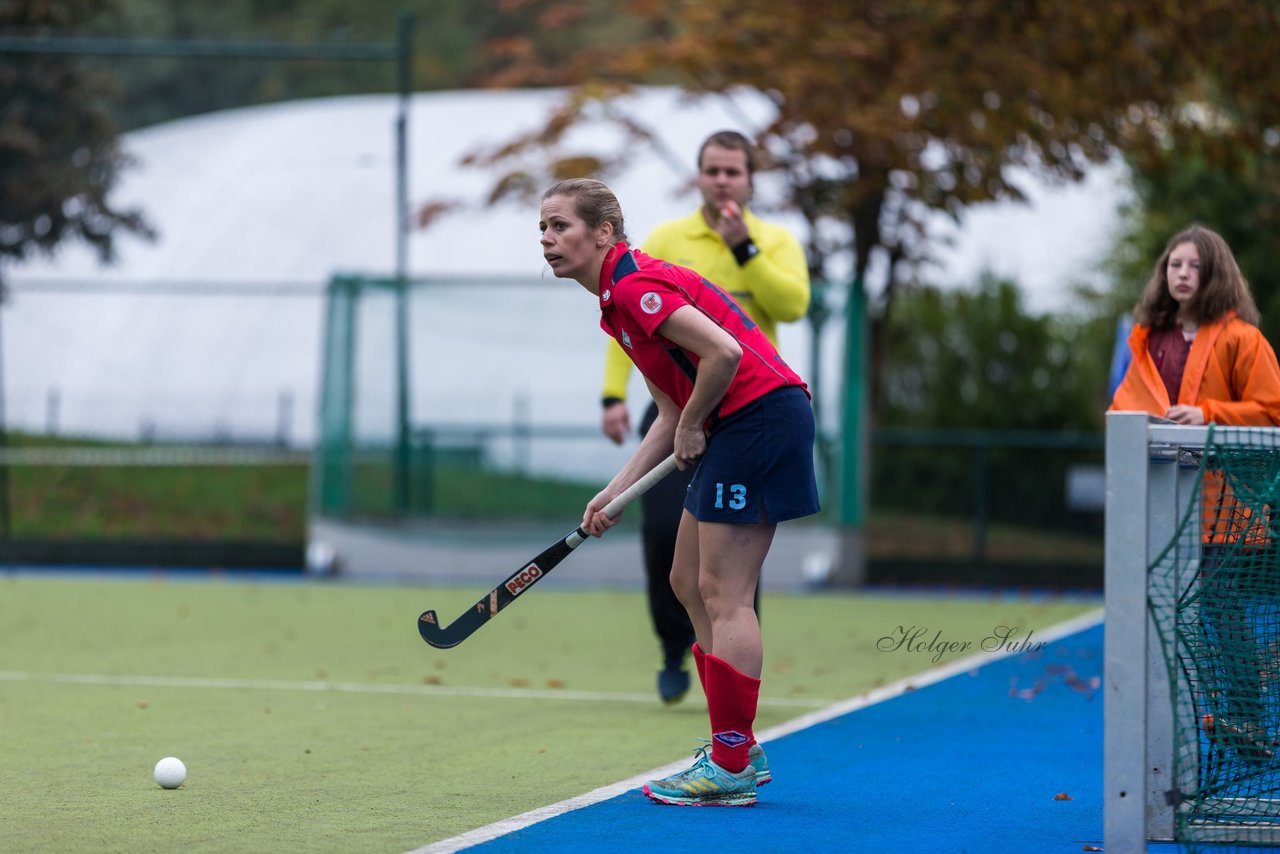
xmin=748 ymin=742 xmax=771 ymax=786
xmin=643 ymin=746 xmax=757 ymax=807
xmin=693 ymin=737 xmax=771 ymax=785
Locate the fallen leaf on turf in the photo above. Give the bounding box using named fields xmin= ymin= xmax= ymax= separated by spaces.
xmin=422 ymin=675 xmax=441 ymax=685
xmin=545 ymin=679 xmax=565 ymax=689
xmin=1054 ymin=792 xmax=1073 ymax=800
xmin=135 ymin=700 xmax=149 ymax=709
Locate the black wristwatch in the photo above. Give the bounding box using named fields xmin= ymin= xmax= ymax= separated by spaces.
xmin=732 ymin=237 xmax=759 ymax=266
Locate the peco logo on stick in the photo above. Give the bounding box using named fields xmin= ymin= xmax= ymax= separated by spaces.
xmin=506 ymin=563 xmax=543 ymax=596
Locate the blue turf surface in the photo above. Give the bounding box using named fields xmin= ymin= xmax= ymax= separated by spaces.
xmin=467 ymin=622 xmax=1106 ymax=854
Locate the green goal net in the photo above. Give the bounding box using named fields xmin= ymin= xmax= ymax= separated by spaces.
xmin=1149 ymin=424 xmax=1280 ymax=846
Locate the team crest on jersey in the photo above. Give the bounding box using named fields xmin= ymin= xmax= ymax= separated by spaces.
xmin=602 ymin=289 xmax=611 ymax=302
xmin=621 ymin=330 xmax=633 ymax=349
xmin=640 ymin=292 xmax=663 ymax=314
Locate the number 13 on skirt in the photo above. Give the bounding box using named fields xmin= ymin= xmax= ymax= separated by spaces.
xmin=715 ymin=482 xmax=747 ymax=510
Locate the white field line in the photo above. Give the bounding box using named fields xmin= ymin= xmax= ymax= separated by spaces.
xmin=0 ymin=671 xmax=832 ymax=709
xmin=409 ymin=607 xmax=1105 ymax=854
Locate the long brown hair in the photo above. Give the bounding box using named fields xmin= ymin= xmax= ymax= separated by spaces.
xmin=1134 ymin=224 xmax=1259 ymax=328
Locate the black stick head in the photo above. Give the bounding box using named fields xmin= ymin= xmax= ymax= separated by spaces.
xmin=418 ymin=609 xmax=465 ymax=649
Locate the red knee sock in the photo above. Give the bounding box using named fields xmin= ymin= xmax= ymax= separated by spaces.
xmin=692 ymin=642 xmax=707 ymax=694
xmin=703 ymin=651 xmax=760 ymax=774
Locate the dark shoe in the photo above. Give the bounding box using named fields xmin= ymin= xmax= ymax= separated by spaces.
xmin=657 ymin=666 xmax=691 ymax=704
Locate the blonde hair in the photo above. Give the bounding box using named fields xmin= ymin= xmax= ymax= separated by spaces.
xmin=1135 ymin=224 xmax=1260 ymax=328
xmin=541 ymin=178 xmax=629 ymax=245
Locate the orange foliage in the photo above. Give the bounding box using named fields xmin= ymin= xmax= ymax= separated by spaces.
xmin=465 ymin=1 xmax=1275 ymax=287
xmin=439 ymin=1 xmax=1280 ymax=413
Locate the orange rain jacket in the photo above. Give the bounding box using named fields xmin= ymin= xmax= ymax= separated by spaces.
xmin=1110 ymin=312 xmax=1280 ymax=545
xmin=1109 ymin=312 xmax=1280 ymax=426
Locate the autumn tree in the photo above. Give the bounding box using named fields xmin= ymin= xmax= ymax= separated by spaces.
xmin=0 ymin=0 xmax=151 ymax=280
xmin=1105 ymin=1 xmax=1280 ymax=346
xmin=462 ymin=1 xmax=1280 ymax=400
xmin=462 ymin=1 xmax=1220 ymax=404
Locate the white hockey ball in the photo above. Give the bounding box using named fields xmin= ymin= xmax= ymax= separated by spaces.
xmin=154 ymin=756 xmax=187 ymax=789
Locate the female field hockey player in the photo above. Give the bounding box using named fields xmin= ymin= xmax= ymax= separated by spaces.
xmin=600 ymin=130 xmax=810 ymax=705
xmin=539 ymin=178 xmax=820 ymax=807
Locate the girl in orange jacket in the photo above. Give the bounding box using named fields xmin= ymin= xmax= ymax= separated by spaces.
xmin=1109 ymin=223 xmax=1280 ymax=426
xmin=1111 ymin=224 xmax=1280 ymax=761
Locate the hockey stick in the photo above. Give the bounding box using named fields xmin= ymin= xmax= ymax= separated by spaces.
xmin=418 ymin=453 xmax=679 ymax=649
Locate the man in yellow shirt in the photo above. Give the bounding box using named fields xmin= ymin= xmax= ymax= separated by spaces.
xmin=600 ymin=130 xmax=810 ymax=703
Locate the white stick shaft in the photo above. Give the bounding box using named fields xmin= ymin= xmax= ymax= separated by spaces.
xmin=601 ymin=454 xmax=678 ymax=519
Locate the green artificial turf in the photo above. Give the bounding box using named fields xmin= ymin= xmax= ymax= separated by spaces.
xmin=0 ymin=575 xmax=1097 ymax=853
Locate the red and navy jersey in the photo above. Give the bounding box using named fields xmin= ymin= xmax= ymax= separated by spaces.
xmin=598 ymin=243 xmax=808 ymax=424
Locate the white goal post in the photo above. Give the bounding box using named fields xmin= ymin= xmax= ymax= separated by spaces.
xmin=1105 ymin=411 xmax=1200 ymax=850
